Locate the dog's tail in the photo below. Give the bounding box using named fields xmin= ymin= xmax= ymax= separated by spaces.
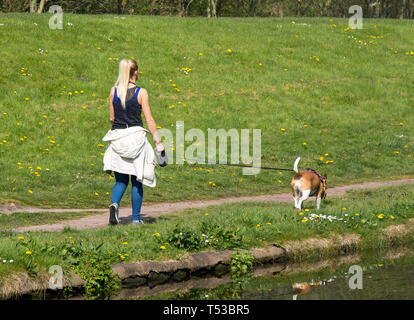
xmin=293 ymin=157 xmax=301 ymax=173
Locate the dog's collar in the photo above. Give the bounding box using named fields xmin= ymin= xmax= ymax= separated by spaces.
xmin=306 ymin=168 xmax=325 ymax=183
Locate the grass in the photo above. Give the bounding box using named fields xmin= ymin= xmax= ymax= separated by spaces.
xmin=0 ymin=14 xmax=413 ymax=208
xmin=0 ymin=182 xmax=413 ymax=295
xmin=0 ymin=211 xmax=100 ymax=230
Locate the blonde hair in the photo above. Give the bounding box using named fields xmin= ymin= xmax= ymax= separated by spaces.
xmin=114 ymin=59 xmax=139 ymax=109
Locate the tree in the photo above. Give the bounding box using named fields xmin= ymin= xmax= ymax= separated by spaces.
xmin=207 ymin=0 xmax=218 ymax=17
xmin=249 ymin=0 xmax=259 ymax=16
xmin=30 ymin=0 xmax=48 ymax=13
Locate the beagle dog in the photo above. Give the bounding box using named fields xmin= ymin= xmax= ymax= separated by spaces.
xmin=290 ymin=157 xmax=327 ymax=212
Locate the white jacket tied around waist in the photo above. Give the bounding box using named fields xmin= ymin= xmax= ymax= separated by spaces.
xmin=102 ymin=126 xmax=156 ymax=187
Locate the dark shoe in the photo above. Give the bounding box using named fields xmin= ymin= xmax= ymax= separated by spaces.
xmin=109 ymin=203 xmax=119 ymax=225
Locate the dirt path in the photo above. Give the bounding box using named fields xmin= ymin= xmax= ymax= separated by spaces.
xmin=3 ymin=178 xmax=414 ymax=233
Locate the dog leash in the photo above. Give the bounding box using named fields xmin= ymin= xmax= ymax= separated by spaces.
xmin=183 ymin=158 xmax=294 ymax=171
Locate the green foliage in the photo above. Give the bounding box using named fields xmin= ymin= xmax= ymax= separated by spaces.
xmin=15 ymin=236 xmax=39 ymax=277
xmin=230 ymin=251 xmax=254 ymax=281
xmin=161 ymin=221 xmax=243 ymax=251
xmin=200 ymin=220 xmax=244 ymax=250
xmin=75 ymin=245 xmax=121 ymax=300
xmin=2 ymin=0 xmax=413 ymax=19
xmin=164 ymin=223 xmax=203 ymax=250
xmin=15 ymin=235 xmax=121 ymax=299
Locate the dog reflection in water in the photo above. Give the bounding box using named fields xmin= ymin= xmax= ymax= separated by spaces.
xmin=292 ymin=281 xmax=324 ymax=300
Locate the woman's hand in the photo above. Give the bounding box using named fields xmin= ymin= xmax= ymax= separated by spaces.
xmin=155 ymin=141 xmax=165 ymax=153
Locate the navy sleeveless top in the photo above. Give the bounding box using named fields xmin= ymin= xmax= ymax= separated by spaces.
xmin=112 ymin=86 xmax=143 ymax=130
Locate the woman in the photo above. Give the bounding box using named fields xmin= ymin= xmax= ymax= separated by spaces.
xmin=103 ymin=59 xmax=164 ymax=226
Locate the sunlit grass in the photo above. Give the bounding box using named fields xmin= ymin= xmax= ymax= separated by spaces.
xmin=0 ymin=182 xmax=413 ymax=284
xmin=0 ymin=14 xmax=413 ymax=209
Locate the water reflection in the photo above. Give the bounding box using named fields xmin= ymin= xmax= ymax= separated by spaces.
xmin=130 ymin=247 xmax=414 ymax=300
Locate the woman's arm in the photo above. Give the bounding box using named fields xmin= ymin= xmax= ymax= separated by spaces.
xmin=109 ymin=86 xmax=115 ymax=124
xmin=139 ymin=88 xmax=164 ymax=151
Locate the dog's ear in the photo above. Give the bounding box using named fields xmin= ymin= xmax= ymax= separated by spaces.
xmin=323 ymin=173 xmax=327 ymax=179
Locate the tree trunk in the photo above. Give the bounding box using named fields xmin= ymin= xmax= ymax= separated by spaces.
xmin=207 ymin=0 xmax=217 ymax=18
xmin=211 ymin=0 xmax=217 ymax=17
xmin=30 ymin=0 xmax=37 ymax=13
xmin=278 ymin=2 xmax=283 ymax=18
xmin=37 ymin=0 xmax=47 ymax=13
xmin=400 ymin=0 xmax=406 ymax=18
xmin=117 ymin=0 xmax=122 ymax=14
xmin=249 ymin=0 xmax=258 ymax=16
xmin=185 ymin=0 xmax=194 ymax=16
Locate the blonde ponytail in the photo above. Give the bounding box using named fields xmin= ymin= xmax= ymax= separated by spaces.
xmin=114 ymin=59 xmax=139 ymax=109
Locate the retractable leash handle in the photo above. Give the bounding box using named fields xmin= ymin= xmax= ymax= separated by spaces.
xmin=155 ymin=149 xmax=168 ymax=167
xmin=150 ymin=130 xmax=168 ymax=167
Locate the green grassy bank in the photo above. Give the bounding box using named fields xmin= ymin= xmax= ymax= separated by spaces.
xmin=0 ymin=14 xmax=413 ymax=208
xmin=0 ymin=182 xmax=413 ymax=298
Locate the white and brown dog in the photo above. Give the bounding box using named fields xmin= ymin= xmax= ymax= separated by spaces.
xmin=290 ymin=157 xmax=327 ymax=212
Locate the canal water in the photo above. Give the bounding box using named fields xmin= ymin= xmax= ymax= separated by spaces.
xmin=127 ymin=247 xmax=414 ymax=300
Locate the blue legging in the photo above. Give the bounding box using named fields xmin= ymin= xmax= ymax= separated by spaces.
xmin=112 ymin=172 xmax=143 ymax=221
